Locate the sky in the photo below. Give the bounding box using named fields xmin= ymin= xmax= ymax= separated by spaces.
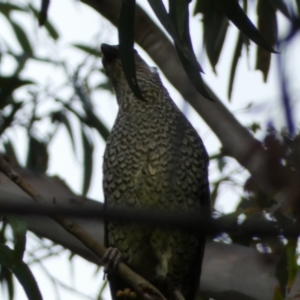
xmin=1 ymin=0 xmax=300 ymax=299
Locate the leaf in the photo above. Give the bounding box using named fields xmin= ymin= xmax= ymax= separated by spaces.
xmin=38 ymin=0 xmax=50 ymax=26
xmin=72 ymin=79 xmax=109 ymax=140
xmin=60 ymin=100 xmax=110 ymax=141
xmin=26 ymin=136 xmax=49 ymax=173
xmin=176 ymin=45 xmax=213 ymax=100
xmin=51 ymin=111 xmax=76 ymax=154
xmin=81 ymin=126 xmax=94 ymax=196
xmin=213 ymin=0 xmax=276 ymax=53
xmin=94 ymin=80 xmax=113 ymax=92
xmin=255 ymin=0 xmax=277 ymax=82
xmin=210 ymin=180 xmax=221 ymax=208
xmin=266 ymin=0 xmax=290 ymax=19
xmin=118 ymin=0 xmax=145 ymax=101
xmin=205 ymin=14 xmax=228 ymax=73
xmin=275 ymin=246 xmax=288 ymax=297
xmin=148 ymin=0 xmax=202 ymax=72
xmin=168 ymin=0 xmax=204 ymax=74
xmin=296 ymin=0 xmax=300 ymax=15
xmin=85 ymin=112 xmax=109 ymax=141
xmin=0 ymin=245 xmax=43 ymax=300
xmin=217 ymin=156 xmax=226 ymax=172
xmin=228 ymin=31 xmax=244 ymax=99
xmin=3 ymin=139 xmax=18 ymax=162
xmin=0 ymin=101 xmax=23 ymax=135
xmin=28 ymin=4 xmax=59 ymax=40
xmin=73 ymin=44 xmax=102 ymax=57
xmin=168 ymin=0 xmax=187 ymax=39
xmin=196 ymin=1 xmax=229 ymax=72
xmin=273 ymin=285 xmax=284 ymax=300
xmin=6 ymin=216 xmax=27 ymax=263
xmin=286 ymin=238 xmax=297 ymax=291
xmin=0 ymin=76 xmax=34 ymax=109
xmin=97 ymin=280 xmax=108 ymax=300
xmin=150 ymin=0 xmax=213 ymax=99
xmin=9 ymin=19 xmax=33 ymax=56
xmin=0 ymin=3 xmax=25 ymax=16
xmin=0 ymin=266 xmax=15 ymax=300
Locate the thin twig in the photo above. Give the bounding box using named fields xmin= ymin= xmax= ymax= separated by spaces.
xmin=0 ymin=156 xmax=41 ymax=201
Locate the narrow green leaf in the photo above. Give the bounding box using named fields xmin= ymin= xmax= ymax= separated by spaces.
xmin=266 ymin=0 xmax=290 ymax=19
xmin=296 ymin=0 xmax=300 ymax=15
xmin=0 ymin=76 xmax=34 ymax=109
xmin=210 ymin=181 xmax=221 ymax=208
xmin=73 ymin=44 xmax=102 ymax=57
xmin=118 ymin=0 xmax=145 ymax=101
xmin=176 ymin=45 xmax=213 ymax=100
xmin=60 ymin=101 xmax=109 ymax=141
xmin=9 ymin=20 xmax=33 ymax=56
xmin=193 ymin=0 xmax=209 ymax=15
xmin=169 ymin=0 xmax=187 ymax=39
xmin=51 ymin=111 xmax=76 ymax=154
xmin=0 ymin=245 xmax=43 ymax=300
xmin=255 ymin=0 xmax=277 ymax=82
xmin=286 ymin=238 xmax=297 ymax=291
xmin=169 ymin=0 xmax=204 ymax=74
xmin=150 ymin=0 xmax=213 ymax=99
xmin=0 ymin=3 xmax=24 ymax=16
xmin=273 ymin=285 xmax=284 ymax=300
xmin=214 ymin=0 xmax=277 ymax=53
xmin=73 ymin=79 xmax=109 ymax=139
xmin=6 ymin=268 xmax=15 ymax=300
xmin=6 ymin=216 xmax=27 ymax=263
xmin=26 ymin=136 xmax=49 ymax=173
xmin=38 ymin=0 xmax=50 ymax=26
xmin=94 ymin=80 xmax=113 ymax=93
xmin=169 ymin=0 xmax=211 ymax=98
xmin=3 ymin=139 xmax=18 ymax=162
xmin=275 ymin=246 xmax=288 ymax=297
xmin=0 ymin=101 xmax=23 ymax=135
xmin=227 ymin=0 xmax=248 ymax=99
xmin=43 ymin=20 xmax=59 ymax=41
xmin=85 ymin=112 xmax=109 ymax=141
xmin=203 ymin=1 xmax=231 ymax=71
xmin=62 ymin=115 xmax=76 ymax=154
xmin=30 ymin=55 xmax=59 ymax=64
xmin=28 ymin=4 xmax=59 ymax=40
xmin=97 ymin=280 xmax=108 ymax=300
xmin=228 ymin=32 xmax=244 ymax=100
xmin=201 ymin=4 xmax=229 ymax=72
xmin=148 ymin=0 xmax=202 ymax=72
xmin=81 ymin=126 xmax=94 ymax=196
xmin=0 ymin=266 xmax=15 ymax=300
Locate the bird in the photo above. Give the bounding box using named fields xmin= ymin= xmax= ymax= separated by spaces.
xmin=101 ymin=43 xmax=210 ymax=300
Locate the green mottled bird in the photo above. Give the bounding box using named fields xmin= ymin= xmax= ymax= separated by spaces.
xmin=101 ymin=43 xmax=210 ymax=300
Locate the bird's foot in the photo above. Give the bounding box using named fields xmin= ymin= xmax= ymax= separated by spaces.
xmin=101 ymin=247 xmax=122 ymax=279
xmin=116 ymin=288 xmax=137 ymax=299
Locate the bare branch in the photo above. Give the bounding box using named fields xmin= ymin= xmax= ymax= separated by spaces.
xmin=0 ymin=155 xmax=41 ymax=201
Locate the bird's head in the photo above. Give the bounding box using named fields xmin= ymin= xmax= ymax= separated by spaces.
xmin=101 ymin=43 xmax=167 ymax=106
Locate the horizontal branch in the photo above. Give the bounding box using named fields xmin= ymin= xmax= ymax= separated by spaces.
xmin=0 ymin=199 xmax=298 ymax=238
